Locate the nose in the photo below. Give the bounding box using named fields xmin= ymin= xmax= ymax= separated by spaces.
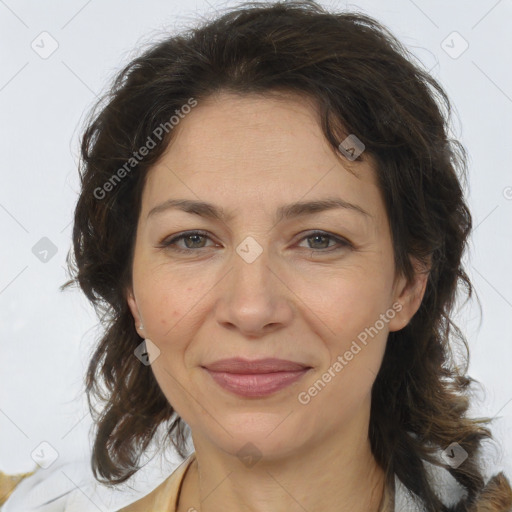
xmin=214 ymin=244 xmax=294 ymax=338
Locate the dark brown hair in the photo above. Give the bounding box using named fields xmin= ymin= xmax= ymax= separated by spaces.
xmin=61 ymin=1 xmax=512 ymax=510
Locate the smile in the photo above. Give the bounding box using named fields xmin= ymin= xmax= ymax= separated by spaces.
xmin=203 ymin=368 xmax=312 ymax=397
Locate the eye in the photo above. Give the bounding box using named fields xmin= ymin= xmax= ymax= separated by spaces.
xmin=296 ymin=230 xmax=352 ymax=252
xmin=159 ymin=230 xmax=215 ymax=253
xmin=158 ymin=229 xmax=351 ymax=254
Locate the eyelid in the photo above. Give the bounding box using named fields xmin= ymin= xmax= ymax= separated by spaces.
xmin=296 ymin=230 xmax=352 ymax=249
xmin=158 ymin=229 xmax=214 ymax=249
xmin=158 ymin=229 xmax=352 ymax=253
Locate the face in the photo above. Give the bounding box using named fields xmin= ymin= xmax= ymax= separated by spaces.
xmin=127 ymin=91 xmax=427 ymax=461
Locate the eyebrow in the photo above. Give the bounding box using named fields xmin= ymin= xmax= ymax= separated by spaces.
xmin=147 ymin=197 xmax=371 ymax=223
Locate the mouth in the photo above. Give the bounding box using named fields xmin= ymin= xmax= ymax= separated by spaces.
xmin=202 ymin=358 xmax=312 ymax=398
xmin=202 ymin=357 xmax=310 ymax=373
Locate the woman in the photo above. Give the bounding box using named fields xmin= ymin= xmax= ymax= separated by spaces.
xmin=14 ymin=1 xmax=510 ymax=510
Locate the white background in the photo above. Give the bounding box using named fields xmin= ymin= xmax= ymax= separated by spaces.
xmin=1 ymin=0 xmax=511 ymax=495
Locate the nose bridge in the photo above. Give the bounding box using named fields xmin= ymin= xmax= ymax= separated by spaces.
xmin=234 ymin=236 xmax=272 ymax=295
xmin=215 ymin=234 xmax=292 ymax=335
xmin=231 ymin=235 xmax=274 ymax=308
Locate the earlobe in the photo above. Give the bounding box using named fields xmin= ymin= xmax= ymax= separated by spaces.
xmin=126 ymin=288 xmax=143 ymax=335
xmin=388 ymin=258 xmax=430 ymax=332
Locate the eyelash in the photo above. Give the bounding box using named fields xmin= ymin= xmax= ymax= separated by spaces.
xmin=159 ymin=230 xmax=352 ymax=254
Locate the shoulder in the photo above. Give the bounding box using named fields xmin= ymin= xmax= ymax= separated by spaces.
xmin=118 ymin=453 xmax=195 ymax=512
xmin=1 ymin=453 xmax=196 ymax=512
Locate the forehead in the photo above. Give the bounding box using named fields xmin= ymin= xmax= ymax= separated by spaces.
xmin=140 ymin=91 xmax=382 ymax=222
xmin=165 ymin=90 xmax=348 ymax=162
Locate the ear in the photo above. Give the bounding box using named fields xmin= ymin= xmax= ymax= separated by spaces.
xmin=388 ymin=256 xmax=430 ymax=332
xmin=126 ymin=287 xmax=144 ymax=338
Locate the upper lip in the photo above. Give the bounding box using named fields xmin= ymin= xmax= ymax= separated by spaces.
xmin=202 ymin=358 xmax=311 ymax=374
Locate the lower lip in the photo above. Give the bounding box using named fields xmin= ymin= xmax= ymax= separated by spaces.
xmin=203 ymin=368 xmax=311 ymax=397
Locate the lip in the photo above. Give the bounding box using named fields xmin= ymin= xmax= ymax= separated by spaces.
xmin=203 ymin=357 xmax=310 ymax=373
xmin=202 ymin=358 xmax=312 ymax=398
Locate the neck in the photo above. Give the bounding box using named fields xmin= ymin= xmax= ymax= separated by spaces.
xmin=177 ymin=401 xmax=387 ymax=512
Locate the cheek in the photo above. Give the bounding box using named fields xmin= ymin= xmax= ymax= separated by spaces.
xmin=303 ymin=267 xmax=393 ymax=390
xmin=134 ymin=276 xmax=199 ymax=414
xmin=303 ymin=264 xmax=393 ymax=342
xmin=296 ymin=272 xmax=391 ymax=423
xmin=136 ymin=261 xmax=201 ymax=337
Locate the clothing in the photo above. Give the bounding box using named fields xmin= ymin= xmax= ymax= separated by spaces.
xmin=2 ymin=450 xmax=498 ymax=512
xmin=116 ymin=453 xmax=194 ymax=512
xmin=113 ymin=452 xmax=463 ymax=512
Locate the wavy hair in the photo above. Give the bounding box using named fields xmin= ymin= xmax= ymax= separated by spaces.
xmin=61 ymin=1 xmax=512 ymax=509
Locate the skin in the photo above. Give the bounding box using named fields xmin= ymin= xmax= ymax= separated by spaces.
xmin=126 ymin=91 xmax=429 ymax=512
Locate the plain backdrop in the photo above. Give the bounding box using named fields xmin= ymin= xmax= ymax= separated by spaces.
xmin=1 ymin=0 xmax=511 ymax=490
